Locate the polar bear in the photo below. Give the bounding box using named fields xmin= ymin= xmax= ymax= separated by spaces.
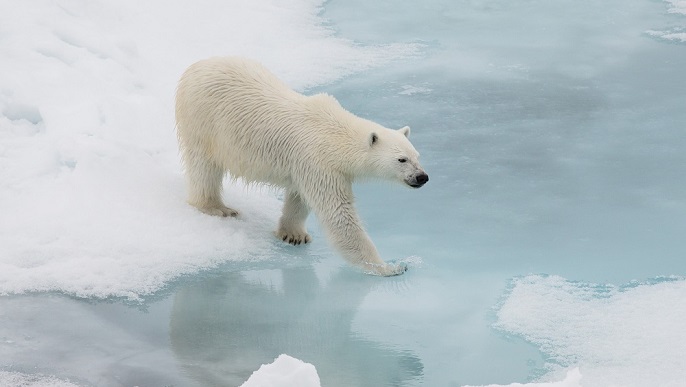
xmin=175 ymin=57 xmax=428 ymax=276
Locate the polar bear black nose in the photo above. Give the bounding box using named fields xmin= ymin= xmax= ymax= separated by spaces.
xmin=416 ymin=173 xmax=429 ymax=185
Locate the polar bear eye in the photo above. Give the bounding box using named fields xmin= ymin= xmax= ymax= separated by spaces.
xmin=398 ymin=157 xmax=407 ymax=163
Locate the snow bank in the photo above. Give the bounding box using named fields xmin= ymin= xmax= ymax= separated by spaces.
xmin=0 ymin=0 xmax=421 ymax=300
xmin=0 ymin=371 xmax=79 ymax=387
xmin=240 ymin=355 xmax=320 ymax=387
xmin=493 ymin=275 xmax=686 ymax=387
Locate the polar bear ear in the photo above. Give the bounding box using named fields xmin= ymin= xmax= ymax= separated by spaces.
xmin=369 ymin=132 xmax=378 ymax=146
xmin=398 ymin=126 xmax=411 ymax=138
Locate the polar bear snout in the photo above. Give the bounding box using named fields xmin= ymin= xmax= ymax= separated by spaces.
xmin=406 ymin=172 xmax=429 ymax=188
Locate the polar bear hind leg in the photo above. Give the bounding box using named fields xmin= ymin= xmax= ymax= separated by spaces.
xmin=184 ymin=155 xmax=239 ymax=217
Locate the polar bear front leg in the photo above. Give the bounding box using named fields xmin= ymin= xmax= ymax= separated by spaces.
xmin=329 ymin=219 xmax=407 ymax=277
xmin=309 ymin=191 xmax=407 ymax=277
xmin=277 ymin=190 xmax=311 ymax=245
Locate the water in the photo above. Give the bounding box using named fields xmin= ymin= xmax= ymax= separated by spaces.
xmin=2 ymin=0 xmax=686 ymax=386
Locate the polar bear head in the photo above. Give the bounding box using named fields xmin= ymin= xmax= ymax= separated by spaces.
xmin=365 ymin=126 xmax=429 ymax=188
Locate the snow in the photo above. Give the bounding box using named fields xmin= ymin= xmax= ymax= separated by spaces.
xmin=240 ymin=355 xmax=321 ymax=387
xmin=0 ymin=372 xmax=79 ymax=387
xmin=0 ymin=0 xmax=420 ymax=301
xmin=493 ymin=275 xmax=686 ymax=387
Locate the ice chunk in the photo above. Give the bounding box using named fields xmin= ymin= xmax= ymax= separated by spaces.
xmin=494 ymin=275 xmax=686 ymax=387
xmin=240 ymin=354 xmax=321 ymax=387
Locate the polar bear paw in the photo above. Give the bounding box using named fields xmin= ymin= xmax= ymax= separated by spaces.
xmin=365 ymin=261 xmax=408 ymax=277
xmin=199 ymin=205 xmax=239 ymax=217
xmin=276 ymin=229 xmax=311 ymax=246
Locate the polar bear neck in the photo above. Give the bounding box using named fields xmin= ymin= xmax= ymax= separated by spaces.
xmin=301 ymin=93 xmax=379 ymax=178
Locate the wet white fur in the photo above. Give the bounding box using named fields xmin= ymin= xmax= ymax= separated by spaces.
xmin=176 ymin=57 xmax=425 ymax=276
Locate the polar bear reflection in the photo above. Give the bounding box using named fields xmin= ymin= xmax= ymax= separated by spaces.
xmin=170 ymin=266 xmax=423 ymax=386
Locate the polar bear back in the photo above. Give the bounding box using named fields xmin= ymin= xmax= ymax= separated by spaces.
xmin=175 ymin=57 xmax=367 ymax=187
